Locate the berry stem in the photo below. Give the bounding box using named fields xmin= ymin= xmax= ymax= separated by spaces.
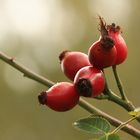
xmin=102 ymin=69 xmax=140 ymax=122
xmin=108 ymin=90 xmax=137 ymax=114
xmin=112 ymin=65 xmax=129 ymax=102
xmin=102 ymin=69 xmax=111 ymax=94
xmin=110 ymin=114 xmax=140 ymax=135
xmin=94 ymin=94 xmax=109 ymax=100
xmin=0 ymin=51 xmax=140 ymax=139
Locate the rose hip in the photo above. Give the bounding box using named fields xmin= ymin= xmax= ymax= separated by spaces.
xmin=74 ymin=66 xmax=105 ymax=97
xmin=38 ymin=82 xmax=79 ymax=112
xmin=107 ymin=23 xmax=128 ymax=65
xmin=88 ymin=17 xmax=117 ymax=69
xmin=59 ymin=51 xmax=90 ymax=80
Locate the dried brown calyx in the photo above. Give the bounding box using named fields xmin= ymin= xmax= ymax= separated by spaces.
xmin=75 ymin=78 xmax=92 ymax=97
xmin=59 ymin=50 xmax=70 ymax=62
xmin=38 ymin=91 xmax=47 ymax=105
xmin=99 ymin=16 xmax=115 ymax=49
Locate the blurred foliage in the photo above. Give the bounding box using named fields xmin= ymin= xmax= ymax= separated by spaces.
xmin=0 ymin=0 xmax=140 ymax=140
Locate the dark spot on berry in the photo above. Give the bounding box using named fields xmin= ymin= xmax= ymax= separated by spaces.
xmin=38 ymin=91 xmax=47 ymax=105
xmin=59 ymin=50 xmax=70 ymax=62
xmin=75 ymin=78 xmax=92 ymax=97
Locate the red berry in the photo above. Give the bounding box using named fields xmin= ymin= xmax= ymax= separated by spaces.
xmin=88 ymin=17 xmax=117 ymax=69
xmin=59 ymin=51 xmax=91 ymax=81
xmin=107 ymin=23 xmax=128 ymax=65
xmin=38 ymin=82 xmax=79 ymax=112
xmin=74 ymin=66 xmax=105 ymax=97
xmin=88 ymin=38 xmax=117 ymax=69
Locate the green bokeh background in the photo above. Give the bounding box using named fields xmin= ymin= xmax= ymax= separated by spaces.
xmin=0 ymin=0 xmax=140 ymax=139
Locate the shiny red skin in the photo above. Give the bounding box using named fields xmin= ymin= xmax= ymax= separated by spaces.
xmin=39 ymin=82 xmax=79 ymax=112
xmin=74 ymin=66 xmax=105 ymax=97
xmin=108 ymin=31 xmax=128 ymax=65
xmin=60 ymin=51 xmax=91 ymax=81
xmin=88 ymin=40 xmax=117 ymax=69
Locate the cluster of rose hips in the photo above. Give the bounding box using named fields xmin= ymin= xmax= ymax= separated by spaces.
xmin=38 ymin=17 xmax=128 ymax=112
